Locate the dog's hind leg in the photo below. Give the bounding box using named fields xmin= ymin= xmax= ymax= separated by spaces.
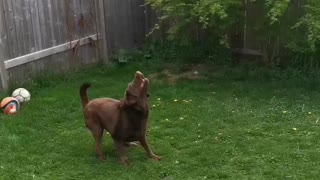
xmin=87 ymin=123 xmax=105 ymax=161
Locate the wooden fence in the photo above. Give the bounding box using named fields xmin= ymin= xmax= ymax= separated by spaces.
xmin=104 ymin=0 xmax=147 ymax=55
xmin=0 ymin=0 xmax=149 ymax=91
xmin=0 ymin=0 xmax=299 ymax=90
xmin=0 ymin=0 xmax=106 ymax=90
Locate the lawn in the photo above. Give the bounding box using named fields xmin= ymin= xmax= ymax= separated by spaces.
xmin=0 ymin=62 xmax=320 ymax=179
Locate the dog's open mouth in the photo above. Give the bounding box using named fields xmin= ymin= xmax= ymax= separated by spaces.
xmin=140 ymin=80 xmax=145 ymax=89
xmin=135 ymin=71 xmax=148 ymax=90
xmin=127 ymin=71 xmax=149 ymax=97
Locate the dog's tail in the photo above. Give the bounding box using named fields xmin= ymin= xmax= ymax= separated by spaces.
xmin=80 ymin=83 xmax=91 ymax=108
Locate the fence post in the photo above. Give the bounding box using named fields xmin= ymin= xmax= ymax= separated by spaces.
xmin=95 ymin=0 xmax=108 ymax=63
xmin=0 ymin=0 xmax=9 ymax=91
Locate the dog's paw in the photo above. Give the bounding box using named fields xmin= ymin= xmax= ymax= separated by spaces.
xmin=120 ymin=157 xmax=131 ymax=166
xmin=151 ymin=154 xmax=161 ymax=161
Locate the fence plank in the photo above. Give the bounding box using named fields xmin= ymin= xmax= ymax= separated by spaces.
xmin=51 ymin=0 xmax=64 ymax=44
xmin=94 ymin=0 xmax=108 ymax=60
xmin=57 ymin=1 xmax=68 ymax=44
xmin=132 ymin=0 xmax=145 ymax=47
xmin=29 ymin=0 xmax=42 ymax=51
xmin=104 ymin=0 xmax=115 ymax=54
xmin=23 ymin=0 xmax=35 ymax=53
xmin=80 ymin=0 xmax=95 ymax=36
xmin=37 ymin=0 xmax=50 ymax=49
xmin=0 ymin=0 xmax=9 ymax=90
xmin=47 ymin=0 xmax=56 ymax=46
xmin=3 ymin=0 xmax=19 ymax=58
xmin=70 ymin=0 xmax=81 ymax=39
xmin=12 ymin=0 xmax=28 ymax=55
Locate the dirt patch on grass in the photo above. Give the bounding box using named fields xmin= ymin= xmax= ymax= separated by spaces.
xmin=147 ymin=63 xmax=220 ymax=85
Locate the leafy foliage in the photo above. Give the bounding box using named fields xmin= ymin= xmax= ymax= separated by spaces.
xmin=146 ymin=0 xmax=320 ymax=66
xmin=146 ymin=0 xmax=242 ymax=43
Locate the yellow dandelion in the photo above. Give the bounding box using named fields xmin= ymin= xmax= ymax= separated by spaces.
xmin=292 ymin=128 xmax=297 ymax=131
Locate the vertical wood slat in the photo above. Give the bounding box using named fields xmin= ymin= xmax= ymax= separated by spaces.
xmin=50 ymin=0 xmax=61 ymax=45
xmin=114 ymin=0 xmax=122 ymax=50
xmin=79 ymin=0 xmax=94 ymax=64
xmin=95 ymin=0 xmax=108 ymax=60
xmin=47 ymin=0 xmax=56 ymax=46
xmin=12 ymin=0 xmax=34 ymax=56
xmin=133 ymin=0 xmax=146 ymax=47
xmin=79 ymin=0 xmax=86 ymax=63
xmin=124 ymin=0 xmax=133 ymax=49
xmin=3 ymin=0 xmax=19 ymax=58
xmin=70 ymin=0 xmax=81 ymax=40
xmin=103 ymin=0 xmax=147 ymax=56
xmin=104 ymin=0 xmax=113 ymax=55
xmin=29 ymin=0 xmax=42 ymax=51
xmin=0 ymin=0 xmax=9 ymax=90
xmin=22 ymin=0 xmax=35 ymax=53
xmin=57 ymin=1 xmax=67 ymax=44
xmin=36 ymin=0 xmax=56 ymax=48
xmin=12 ymin=0 xmax=25 ymax=56
xmin=37 ymin=0 xmax=49 ymax=49
xmin=80 ymin=0 xmax=95 ymax=36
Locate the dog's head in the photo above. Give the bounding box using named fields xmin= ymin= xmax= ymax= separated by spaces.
xmin=123 ymin=71 xmax=150 ymax=111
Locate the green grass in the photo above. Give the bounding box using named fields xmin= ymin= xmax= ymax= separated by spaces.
xmin=1 ymin=62 xmax=320 ymax=179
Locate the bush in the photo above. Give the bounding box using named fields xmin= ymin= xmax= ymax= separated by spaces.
xmin=145 ymin=0 xmax=320 ymax=68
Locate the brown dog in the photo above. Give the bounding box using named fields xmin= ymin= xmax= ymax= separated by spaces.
xmin=79 ymin=71 xmax=161 ymax=165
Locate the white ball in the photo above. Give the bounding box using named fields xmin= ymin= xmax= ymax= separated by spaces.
xmin=12 ymin=88 xmax=31 ymax=103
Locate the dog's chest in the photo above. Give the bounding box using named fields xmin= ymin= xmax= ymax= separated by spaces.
xmin=113 ymin=108 xmax=148 ymax=142
xmin=125 ymin=112 xmax=146 ymax=141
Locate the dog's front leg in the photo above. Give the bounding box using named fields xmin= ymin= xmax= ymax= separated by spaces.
xmin=139 ymin=137 xmax=161 ymax=161
xmin=114 ymin=140 xmax=130 ymax=166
